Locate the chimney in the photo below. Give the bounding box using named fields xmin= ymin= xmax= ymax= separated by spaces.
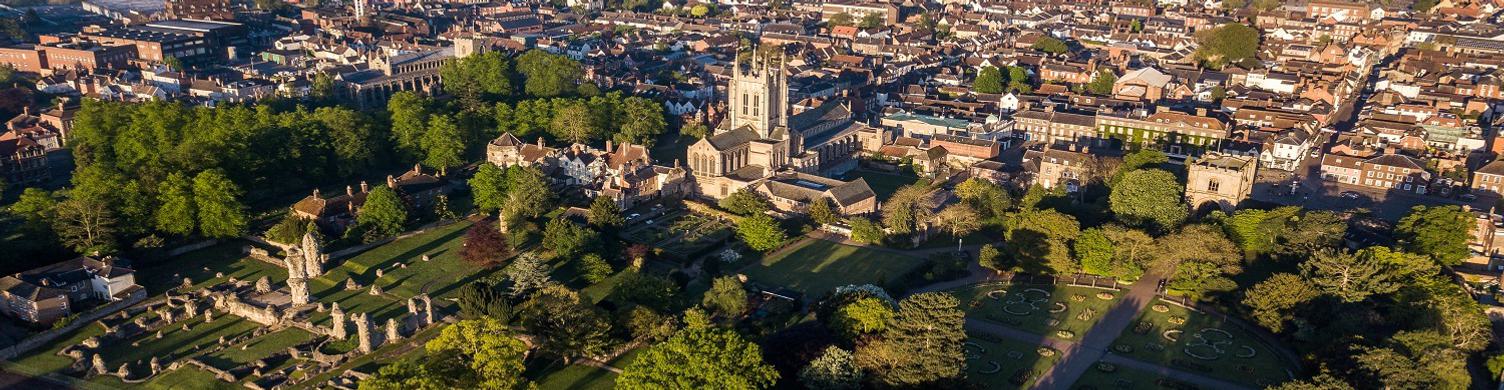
xmin=346 ymin=185 xmax=354 ymax=196
xmin=22 ymin=106 xmax=30 ymax=116
xmin=606 ymin=140 xmax=613 ymax=153
xmin=386 ymin=175 xmax=396 ymax=188
xmin=412 ymin=163 xmax=421 ymax=174
xmin=56 ymin=99 xmax=64 ymax=112
xmin=360 ymin=181 xmax=369 ymax=193
xmin=313 ymin=188 xmax=321 ymax=198
xmin=1196 ymin=107 xmax=1208 ymax=117
xmin=537 ymin=137 xmax=545 ymax=147
xmin=673 ymin=158 xmax=681 ymax=168
xmin=1155 ymin=105 xmax=1169 ymax=114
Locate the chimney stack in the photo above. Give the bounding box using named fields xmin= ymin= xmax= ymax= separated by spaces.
xmin=412 ymin=163 xmax=421 ymax=174
xmin=347 ymin=185 xmax=354 ymax=196
xmin=313 ymin=188 xmax=321 ymax=199
xmin=606 ymin=140 xmax=613 ymax=153
xmin=360 ymin=181 xmax=369 ymax=193
xmin=386 ymin=175 xmax=396 ymax=188
xmin=537 ymin=137 xmax=545 ymax=147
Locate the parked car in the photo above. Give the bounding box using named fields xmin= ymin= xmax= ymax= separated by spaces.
xmin=1460 ymin=193 xmax=1478 ymax=201
xmin=1340 ymin=191 xmax=1361 ymax=199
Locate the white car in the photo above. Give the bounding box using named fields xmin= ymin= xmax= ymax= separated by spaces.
xmin=628 ymin=213 xmax=641 ymax=220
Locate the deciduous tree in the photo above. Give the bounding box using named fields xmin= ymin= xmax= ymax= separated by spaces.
xmin=357 ymin=186 xmax=408 ymax=239
xmin=519 ymin=285 xmax=612 ymax=363
xmin=469 ymin=164 xmax=507 ymax=214
xmin=800 ymin=346 xmax=862 ymax=390
xmin=1109 ymin=169 xmax=1186 ymax=229
xmin=1395 ymin=205 xmax=1472 ymax=266
xmin=1242 ymin=273 xmax=1319 ymax=333
xmin=460 ymin=222 xmax=509 ymax=267
xmin=618 ymin=314 xmax=779 ymax=389
xmin=154 ymin=172 xmax=196 ymax=236
xmin=737 ymin=214 xmax=787 ymax=252
xmin=421 ymin=114 xmax=465 ymax=175
xmin=587 ymin=195 xmax=625 ymax=228
xmin=193 ymin=169 xmax=246 ymax=238
xmin=702 ymin=276 xmax=748 ymax=319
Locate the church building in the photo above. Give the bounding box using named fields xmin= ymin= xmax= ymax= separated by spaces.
xmin=686 ymin=47 xmax=876 ymax=208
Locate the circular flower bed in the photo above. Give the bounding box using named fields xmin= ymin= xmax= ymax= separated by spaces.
xmin=1095 ymin=362 xmax=1118 ymax=373
xmin=1151 ymin=304 xmax=1170 ymax=313
xmin=1056 ymin=330 xmax=1075 ymax=339
xmin=1037 ymin=347 xmax=1057 ymax=357
xmin=1167 ymin=316 xmax=1187 ymax=325
xmin=1096 ymin=292 xmax=1115 ymax=300
xmin=1113 ymin=344 xmax=1134 ymax=353
xmin=1070 ymin=294 xmax=1087 ymax=302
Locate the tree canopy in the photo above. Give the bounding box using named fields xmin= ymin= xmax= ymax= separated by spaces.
xmin=618 ymin=316 xmax=779 ymax=389
xmin=1109 ymin=169 xmax=1186 ymax=230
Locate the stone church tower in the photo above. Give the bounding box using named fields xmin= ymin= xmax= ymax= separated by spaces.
xmin=729 ymin=48 xmax=789 ymax=140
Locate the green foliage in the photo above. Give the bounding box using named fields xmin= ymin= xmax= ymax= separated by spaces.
xmin=192 ymin=169 xmax=246 ymax=238
xmin=388 ymin=91 xmax=432 ymax=162
xmin=612 ymin=272 xmax=681 ymax=311
xmin=439 ymin=50 xmax=514 ymax=102
xmin=1033 ymin=36 xmax=1069 ymax=55
xmin=53 ymin=192 xmax=117 ymax=254
xmin=420 ymin=114 xmax=465 ymax=174
xmin=977 ymin=244 xmax=1003 ymax=273
xmin=807 ymin=197 xmax=837 ymax=225
xmin=828 ymin=12 xmax=854 ymax=26
xmin=832 ymin=297 xmax=893 ymax=339
xmin=682 ymin=122 xmax=709 ymax=139
xmin=154 ymin=172 xmax=195 ymax=236
xmin=422 ymin=317 xmax=532 ymax=389
xmin=456 ymin=282 xmax=513 ymax=321
xmin=1005 ymin=66 xmax=1032 ymax=93
xmin=550 ymin=100 xmax=598 ymax=143
xmin=10 ymin=188 xmax=57 ymax=233
xmin=357 ymin=186 xmax=408 ymax=239
xmin=576 ymin=253 xmax=613 ymax=284
xmin=503 ymin=252 xmax=551 ymax=297
xmin=1302 ymin=247 xmax=1434 ymax=303
xmin=934 ymin=203 xmax=982 ymax=238
xmin=858 ymin=13 xmax=883 ymax=29
xmin=543 ymin=218 xmax=598 ymax=259
xmin=503 ymin=166 xmax=553 ymax=218
xmin=974 ymin=66 xmax=1004 ymax=94
xmin=620 ymin=306 xmax=676 ymax=342
xmin=1109 ymin=169 xmax=1186 ymax=230
xmin=719 ymin=188 xmax=771 ymax=216
xmin=614 ymin=96 xmax=667 ymax=146
xmin=799 ymin=346 xmax=863 ymax=390
xmin=359 ymin=360 xmax=450 ymax=390
xmin=264 ymin=213 xmax=310 ymax=244
xmin=1003 ymin=209 xmax=1081 ymax=274
xmin=1412 ymin=0 xmax=1438 ymax=12
xmin=516 ymin=49 xmax=583 ymax=98
xmin=1355 ymin=331 xmax=1470 ymax=390
xmin=1157 ymin=224 xmax=1241 ymax=298
xmin=519 ymin=285 xmax=613 ymax=362
xmin=587 ymin=196 xmax=625 ymax=228
xmin=1082 ymin=225 xmax=1152 ymax=280
xmin=882 ymin=185 xmax=937 ymax=235
xmin=702 ymin=276 xmax=748 ymax=318
xmin=737 ymin=214 xmax=787 ymax=252
xmin=1086 ymin=69 xmax=1117 ymax=95
xmin=1242 ymin=273 xmax=1319 ymax=333
xmin=1195 ymin=23 xmax=1260 ymax=69
xmin=1397 ymin=277 xmax=1492 ymax=352
xmin=1395 ymin=205 xmax=1473 ymax=266
xmin=849 ymin=217 xmax=885 ymax=244
xmin=955 ymin=177 xmax=1012 ymax=219
xmin=1267 ymin=373 xmax=1354 ymax=390
xmin=310 ymin=107 xmax=382 ymax=178
xmin=618 ymin=315 xmax=779 ymax=389
xmin=469 ymin=164 xmax=507 ymax=214
xmin=857 ymin=292 xmax=966 ymax=387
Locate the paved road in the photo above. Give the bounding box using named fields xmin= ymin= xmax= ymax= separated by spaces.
xmin=1029 ymin=267 xmax=1168 ymax=390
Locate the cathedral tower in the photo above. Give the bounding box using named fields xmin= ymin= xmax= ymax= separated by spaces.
xmin=729 ymin=47 xmax=788 ymax=139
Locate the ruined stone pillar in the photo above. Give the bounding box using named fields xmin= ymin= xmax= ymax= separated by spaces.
xmin=330 ymin=303 xmax=347 ymax=340
xmin=355 ymin=313 xmax=374 ymax=353
xmin=385 ymin=318 xmax=401 ymax=343
xmin=288 ymin=278 xmax=311 ymax=306
xmin=421 ymin=294 xmax=434 ymax=326
xmin=91 ymin=354 xmax=107 ymax=375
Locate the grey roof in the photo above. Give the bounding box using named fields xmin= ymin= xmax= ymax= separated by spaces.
xmin=707 ymin=127 xmax=761 ymax=150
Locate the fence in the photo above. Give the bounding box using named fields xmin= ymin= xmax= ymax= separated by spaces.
xmin=990 ymin=272 xmax=1124 ymax=291
xmin=0 ymin=290 xmax=148 ymax=360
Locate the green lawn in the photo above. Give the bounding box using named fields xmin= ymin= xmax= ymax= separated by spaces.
xmin=320 ymin=220 xmax=481 ymax=300
xmin=1109 ymin=299 xmax=1293 ymax=387
xmin=1070 ymin=364 xmax=1179 ymax=390
xmin=966 ymin=332 xmax=1060 ymax=389
xmin=738 ymin=239 xmax=923 ymax=297
xmin=98 ymin=314 xmax=263 ymax=367
xmin=202 ymin=328 xmax=315 ymax=371
xmin=137 ymin=242 xmax=290 ymax=295
xmin=951 ymin=283 xmax=1122 ymax=341
xmin=843 ymin=170 xmax=924 ymax=202
xmin=532 ymin=347 xmax=645 ymax=390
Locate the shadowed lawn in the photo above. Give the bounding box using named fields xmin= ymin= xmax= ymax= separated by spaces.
xmin=739 ymin=240 xmax=923 ymax=297
xmin=531 ymin=347 xmax=645 ymax=390
xmin=1109 ymin=300 xmax=1293 ymax=387
xmin=1069 ymin=364 xmax=1172 ymax=390
xmin=138 ymin=242 xmax=290 ymax=295
xmin=202 ymin=328 xmax=314 ymax=370
xmin=842 ymin=170 xmax=924 ymax=202
xmin=966 ymin=332 xmax=1060 ymax=389
xmin=320 ymin=220 xmax=477 ymax=300
xmin=97 ymin=314 xmax=262 ymax=367
xmin=951 ymin=283 xmax=1122 ymax=341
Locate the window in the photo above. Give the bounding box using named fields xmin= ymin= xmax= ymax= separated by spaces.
xmin=1207 ymin=179 xmax=1220 ymax=192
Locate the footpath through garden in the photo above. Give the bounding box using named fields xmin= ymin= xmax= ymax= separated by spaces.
xmin=1021 ymin=266 xmax=1252 ymax=390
